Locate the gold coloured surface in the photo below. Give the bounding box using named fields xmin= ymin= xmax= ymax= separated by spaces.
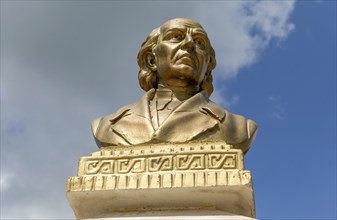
xmin=67 ymin=18 xmax=258 ymax=219
xmin=91 ymin=18 xmax=258 ymax=155
xmin=77 ymin=143 xmax=243 ymax=176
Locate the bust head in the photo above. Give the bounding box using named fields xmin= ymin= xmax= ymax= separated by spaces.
xmin=137 ymin=18 xmax=216 ymax=97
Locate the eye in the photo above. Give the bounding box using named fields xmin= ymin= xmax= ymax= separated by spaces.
xmin=173 ymin=34 xmax=183 ymax=40
xmin=193 ymin=36 xmax=207 ymax=50
xmin=165 ymin=31 xmax=184 ymax=42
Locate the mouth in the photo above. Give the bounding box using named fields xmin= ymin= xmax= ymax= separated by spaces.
xmin=176 ymin=52 xmax=193 ymax=60
xmin=177 ymin=57 xmax=193 ymax=65
xmin=175 ymin=53 xmax=194 ymax=66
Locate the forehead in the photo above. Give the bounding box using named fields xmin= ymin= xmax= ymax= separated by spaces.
xmin=160 ymin=19 xmax=207 ymax=34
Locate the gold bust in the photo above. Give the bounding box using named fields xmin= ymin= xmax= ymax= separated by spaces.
xmin=91 ymin=18 xmax=258 ymax=154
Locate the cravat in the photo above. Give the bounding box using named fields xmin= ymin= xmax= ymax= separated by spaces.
xmin=150 ymin=88 xmax=182 ymax=130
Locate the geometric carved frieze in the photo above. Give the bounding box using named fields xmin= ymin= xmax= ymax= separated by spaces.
xmin=148 ymin=156 xmax=173 ymax=172
xmin=117 ymin=158 xmax=146 ymax=174
xmin=77 ymin=142 xmax=244 ymax=176
xmin=86 ymin=160 xmax=113 ymax=174
xmin=208 ymin=154 xmax=237 ymax=169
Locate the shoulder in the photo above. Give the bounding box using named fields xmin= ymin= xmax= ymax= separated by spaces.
xmin=90 ymin=89 xmax=154 ymax=147
xmin=204 ymin=97 xmax=257 ymax=140
xmin=224 ymin=110 xmax=258 ymax=134
xmin=206 ymin=99 xmax=257 ymax=137
xmin=199 ymin=92 xmax=227 ymax=121
xmin=205 ymin=96 xmax=258 ymax=154
xmin=91 ymin=103 xmax=135 ymax=144
xmin=221 ymin=110 xmax=258 ymax=154
xmin=92 ymin=103 xmax=135 ymax=131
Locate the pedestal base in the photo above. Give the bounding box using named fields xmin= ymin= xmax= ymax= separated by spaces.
xmin=67 ymin=142 xmax=256 ymax=219
xmin=84 ymin=210 xmax=255 ymax=219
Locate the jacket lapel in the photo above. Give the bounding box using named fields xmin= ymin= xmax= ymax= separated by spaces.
xmin=108 ymin=89 xmax=155 ymax=145
xmin=154 ymin=91 xmax=226 ymax=142
xmin=97 ymin=89 xmax=227 ymax=146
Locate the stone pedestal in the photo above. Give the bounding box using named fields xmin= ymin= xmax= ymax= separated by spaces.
xmin=67 ymin=142 xmax=255 ymax=219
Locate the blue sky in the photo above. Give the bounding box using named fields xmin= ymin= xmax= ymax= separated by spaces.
xmin=1 ymin=1 xmax=336 ymax=219
xmin=235 ymin=2 xmax=336 ymax=219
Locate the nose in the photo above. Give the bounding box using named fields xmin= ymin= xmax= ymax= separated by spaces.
xmin=181 ymin=33 xmax=195 ymax=52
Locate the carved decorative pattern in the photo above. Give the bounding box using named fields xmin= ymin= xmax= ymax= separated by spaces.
xmin=208 ymin=154 xmax=237 ymax=169
xmin=117 ymin=158 xmax=145 ymax=173
xmin=67 ymin=170 xmax=252 ymax=192
xmin=176 ymin=155 xmax=205 ymax=170
xmin=80 ymin=153 xmax=241 ymax=175
xmin=148 ymin=156 xmax=173 ymax=172
xmin=86 ymin=160 xmax=113 ymax=174
xmin=77 ymin=143 xmax=245 ymax=179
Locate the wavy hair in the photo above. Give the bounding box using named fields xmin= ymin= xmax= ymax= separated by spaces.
xmin=137 ymin=22 xmax=216 ymax=97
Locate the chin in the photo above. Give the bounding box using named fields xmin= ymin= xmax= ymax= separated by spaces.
xmin=175 ymin=65 xmax=198 ymax=77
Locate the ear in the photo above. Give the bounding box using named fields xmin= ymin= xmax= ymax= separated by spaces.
xmin=203 ymin=71 xmax=210 ymax=83
xmin=201 ymin=71 xmax=213 ymax=97
xmin=207 ymin=56 xmax=215 ymax=72
xmin=146 ymin=52 xmax=157 ymax=71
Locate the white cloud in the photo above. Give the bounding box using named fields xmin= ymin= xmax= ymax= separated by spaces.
xmin=0 ymin=170 xmax=15 ymax=192
xmin=211 ymin=88 xmax=239 ymax=109
xmin=268 ymin=95 xmax=287 ymax=120
xmin=193 ymin=1 xmax=295 ymax=109
xmin=196 ymin=1 xmax=295 ymax=79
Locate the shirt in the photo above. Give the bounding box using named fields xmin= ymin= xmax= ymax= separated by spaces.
xmin=149 ymin=88 xmax=183 ymax=130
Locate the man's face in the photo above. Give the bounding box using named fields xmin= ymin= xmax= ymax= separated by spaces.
xmin=153 ymin=18 xmax=211 ymax=88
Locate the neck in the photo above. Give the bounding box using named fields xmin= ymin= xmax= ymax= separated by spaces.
xmin=157 ymin=83 xmax=200 ymax=101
